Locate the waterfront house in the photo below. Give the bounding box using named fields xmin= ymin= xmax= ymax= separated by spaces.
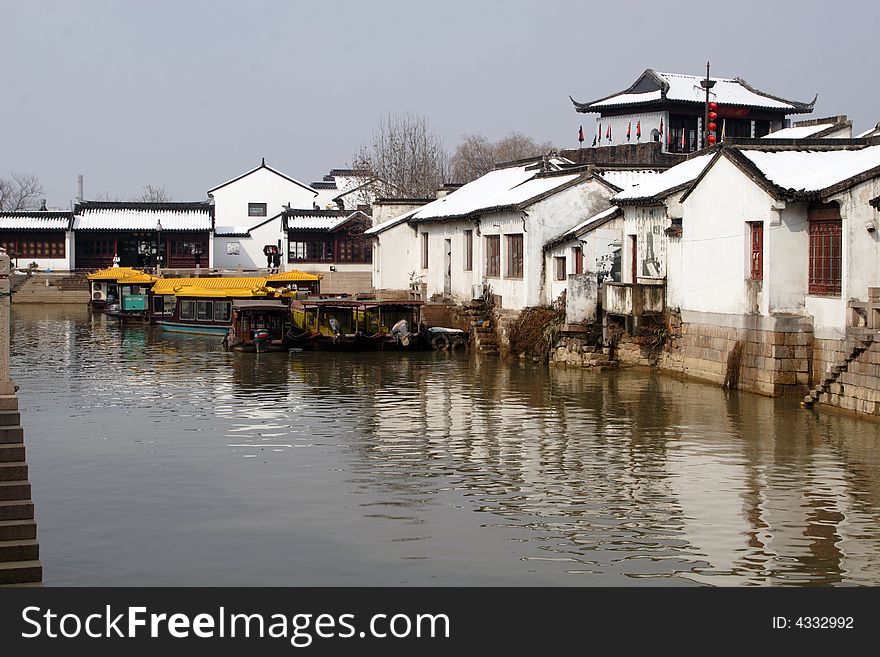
xmin=210 ymin=159 xmax=318 ymax=271
xmin=72 ymin=201 xmax=213 ymax=270
xmin=0 ymin=210 xmax=73 ymax=271
xmin=667 ymin=140 xmax=880 ymax=396
xmin=375 ymin=157 xmax=621 ymax=310
xmin=364 ymin=198 xmax=433 ymax=295
xmin=571 ymin=68 xmax=816 ymax=153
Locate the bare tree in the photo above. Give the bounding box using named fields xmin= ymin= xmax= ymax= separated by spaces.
xmin=138 ymin=184 xmax=171 ymax=203
xmin=450 ymin=132 xmax=556 ymax=183
xmin=352 ymin=112 xmax=449 ymax=199
xmin=0 ymin=172 xmax=44 ymax=211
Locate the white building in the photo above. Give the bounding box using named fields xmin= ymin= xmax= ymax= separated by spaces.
xmin=676 ymin=142 xmax=880 ymax=339
xmin=371 ymin=157 xmax=622 ymax=310
xmin=0 ymin=211 xmax=72 ymax=271
xmin=210 ymin=159 xmax=318 ymax=271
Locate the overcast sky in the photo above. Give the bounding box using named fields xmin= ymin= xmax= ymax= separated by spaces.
xmin=2 ymin=0 xmax=877 ymax=207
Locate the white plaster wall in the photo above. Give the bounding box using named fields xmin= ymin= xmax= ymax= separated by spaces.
xmin=543 ymin=222 xmax=622 ymax=306
xmin=420 ymin=221 xmax=478 ymax=304
xmin=210 ymin=167 xmax=317 ymax=230
xmin=766 ymin=203 xmax=809 ymax=315
xmin=372 ymin=220 xmax=421 ymax=290
xmin=592 ymin=111 xmax=667 ymax=148
xmin=677 ymin=156 xmax=778 ymax=315
xmin=213 ymin=217 xmax=284 ymax=271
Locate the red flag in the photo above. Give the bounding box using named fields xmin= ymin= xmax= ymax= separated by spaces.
xmin=578 ymin=125 xmax=584 ymax=143
xmin=636 ymin=120 xmax=641 ymax=140
xmin=659 ymin=117 xmax=664 ymax=135
xmin=627 ymin=121 xmax=631 ymax=141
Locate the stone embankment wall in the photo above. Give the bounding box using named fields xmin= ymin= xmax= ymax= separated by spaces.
xmin=811 ymin=338 xmax=880 ymax=417
xmin=550 ymin=336 xmax=614 ymax=368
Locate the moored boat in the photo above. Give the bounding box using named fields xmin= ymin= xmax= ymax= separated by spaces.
xmin=106 ymin=272 xmax=158 ymax=324
xmin=86 ymin=266 xmax=144 ymax=311
xmin=223 ymin=299 xmax=292 ymax=352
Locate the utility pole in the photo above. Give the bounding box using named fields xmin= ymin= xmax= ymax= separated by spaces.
xmin=700 ymin=61 xmax=716 ymax=150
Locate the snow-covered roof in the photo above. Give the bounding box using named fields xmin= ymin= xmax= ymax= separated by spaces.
xmin=856 ymin=123 xmax=880 ymax=138
xmin=364 ymin=207 xmax=420 ymax=236
xmin=0 ymin=211 xmax=72 ymax=231
xmin=738 ymin=145 xmax=880 ymax=194
xmin=763 ymin=124 xmax=836 ymax=139
xmin=410 ymin=159 xmax=581 ymax=223
xmin=595 ymin=169 xmax=664 ymax=191
xmin=72 ymin=203 xmax=212 ymax=231
xmin=614 ymin=153 xmax=715 ymax=203
xmin=544 ymin=206 xmax=623 ymax=249
xmin=284 ymin=210 xmax=368 ymax=232
xmin=573 ymin=69 xmax=815 ymax=114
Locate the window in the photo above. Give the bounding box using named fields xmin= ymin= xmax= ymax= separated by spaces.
xmin=506 ymin=234 xmax=523 ymax=278
xmin=214 ymin=301 xmax=231 ymax=322
xmin=197 ymin=301 xmax=214 ymax=321
xmin=180 ymin=300 xmax=196 ymax=320
xmin=248 ymin=203 xmax=267 ymax=217
xmin=421 ymin=232 xmax=429 ymax=269
xmin=464 ymin=230 xmax=473 ymax=271
xmin=748 ymin=222 xmax=763 ymax=280
xmin=1 ymin=233 xmax=66 ymax=258
xmin=555 ymin=256 xmax=567 ymax=281
xmin=288 ymin=239 xmax=333 ymax=262
xmin=808 ymin=203 xmax=842 ymax=296
xmin=485 ymin=235 xmax=500 ymax=277
xmin=573 ymin=246 xmax=583 ymax=275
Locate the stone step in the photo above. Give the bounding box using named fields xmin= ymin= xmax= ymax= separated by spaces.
xmin=0 ymin=481 xmax=31 ymax=502
xmin=809 ymin=390 xmax=820 ymax=400
xmin=0 ymin=539 xmax=40 ymax=562
xmin=801 ymin=397 xmax=814 ymax=407
xmin=0 ymin=411 xmax=20 ymax=427
xmin=0 ymin=397 xmax=18 ymax=411
xmin=0 ymin=426 xmax=24 ymax=443
xmin=0 ymin=444 xmax=25 ymax=463
xmin=0 ymin=520 xmax=37 ymax=542
xmin=0 ymin=500 xmax=34 ymax=521
xmin=0 ymin=560 xmax=42 ymax=585
xmin=0 ymin=463 xmax=28 ymax=481
xmin=814 ymin=384 xmax=826 ymax=394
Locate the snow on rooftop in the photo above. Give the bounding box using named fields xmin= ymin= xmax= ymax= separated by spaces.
xmin=412 ymin=160 xmax=579 ymax=221
xmin=547 ymin=205 xmax=622 ymax=247
xmin=763 ymin=124 xmax=835 ymax=139
xmin=286 ymin=212 xmax=353 ymax=231
xmin=0 ymin=213 xmax=70 ymax=230
xmin=364 ymin=207 xmax=420 ymax=236
xmin=614 ymin=153 xmax=715 ymax=201
xmin=592 ymin=71 xmax=802 ymax=110
xmin=73 ymin=207 xmax=212 ymax=231
xmin=597 ymin=169 xmax=664 ymax=191
xmin=740 ymin=145 xmax=880 ymax=192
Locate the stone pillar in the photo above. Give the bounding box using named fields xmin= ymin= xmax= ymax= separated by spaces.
xmin=0 ymin=246 xmax=13 ymax=393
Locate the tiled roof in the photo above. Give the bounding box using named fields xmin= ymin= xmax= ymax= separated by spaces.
xmin=265 ymin=270 xmax=321 ymax=282
xmin=614 ymin=153 xmax=715 ymax=203
xmin=284 ymin=209 xmax=366 ymax=232
xmin=0 ymin=211 xmax=72 ymax=231
xmin=87 ymin=266 xmax=144 ymax=281
xmin=573 ymin=69 xmax=815 ymax=114
xmin=73 ymin=202 xmax=212 ymax=231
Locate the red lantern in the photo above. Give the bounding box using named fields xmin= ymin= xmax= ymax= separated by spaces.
xmin=708 ymin=111 xmax=718 ymax=121
xmin=708 ymin=101 xmax=718 ymax=110
xmin=707 ymin=134 xmax=717 ymax=145
xmin=707 ymin=122 xmax=717 ymax=132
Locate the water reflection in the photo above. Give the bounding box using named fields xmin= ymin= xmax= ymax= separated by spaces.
xmin=10 ymin=305 xmax=880 ymax=586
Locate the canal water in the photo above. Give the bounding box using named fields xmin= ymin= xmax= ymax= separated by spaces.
xmin=10 ymin=304 xmax=880 ymax=586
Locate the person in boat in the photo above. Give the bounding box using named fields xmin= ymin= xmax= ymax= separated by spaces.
xmin=391 ymin=318 xmax=410 ymax=346
xmin=328 ymin=316 xmax=342 ymax=342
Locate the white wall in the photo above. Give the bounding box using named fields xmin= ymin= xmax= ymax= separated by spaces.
xmin=543 ymin=221 xmax=623 ymax=307
xmin=210 ymin=167 xmax=317 ymax=231
xmin=420 ymin=220 xmax=479 ymax=303
xmin=676 ymin=155 xmax=779 ymax=315
xmin=372 ymin=220 xmax=425 ymax=292
xmin=213 ymin=217 xmax=284 ymax=271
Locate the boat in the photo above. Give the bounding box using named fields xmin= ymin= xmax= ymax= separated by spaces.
xmin=223 ymin=299 xmax=293 ymax=352
xmin=151 ymin=280 xmax=287 ymax=335
xmin=106 ymin=272 xmax=158 ymax=324
xmin=358 ymin=300 xmax=430 ymax=349
xmin=86 ymin=266 xmax=145 ymax=311
xmin=287 ymin=298 xmax=367 ymax=350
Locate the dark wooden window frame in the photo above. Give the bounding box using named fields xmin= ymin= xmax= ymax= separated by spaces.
xmin=808 ymin=207 xmax=842 ymax=296
xmin=555 ymin=256 xmax=567 ymax=281
xmin=463 ymin=229 xmax=473 ymax=271
xmin=248 ymin=202 xmax=268 ymax=217
xmin=748 ymin=222 xmax=763 ymax=280
xmin=506 ymin=234 xmax=524 ymax=278
xmin=485 ymin=235 xmax=500 ymax=277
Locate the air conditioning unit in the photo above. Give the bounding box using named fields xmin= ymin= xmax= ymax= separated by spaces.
xmin=92 ymin=283 xmax=105 ymax=301
xmin=471 ymin=284 xmax=484 ymax=300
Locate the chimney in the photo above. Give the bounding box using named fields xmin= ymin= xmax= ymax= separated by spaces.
xmin=76 ymin=174 xmax=84 ymax=203
xmin=39 ymin=199 xmax=47 ymax=211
